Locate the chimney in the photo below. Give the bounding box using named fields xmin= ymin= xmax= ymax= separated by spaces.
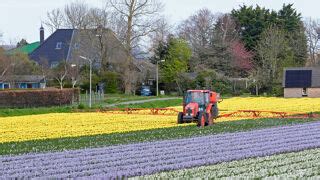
xmin=40 ymin=25 xmax=44 ymax=44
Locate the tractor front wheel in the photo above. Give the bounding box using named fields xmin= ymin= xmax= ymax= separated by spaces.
xmin=177 ymin=112 xmax=184 ymax=124
xmin=197 ymin=112 xmax=207 ymax=127
xmin=207 ymin=112 xmax=213 ymax=126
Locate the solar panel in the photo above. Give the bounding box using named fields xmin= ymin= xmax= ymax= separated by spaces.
xmin=285 ymin=70 xmax=312 ymax=88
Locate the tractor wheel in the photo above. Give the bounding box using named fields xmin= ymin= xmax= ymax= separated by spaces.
xmin=212 ymin=103 xmax=219 ymax=118
xmin=177 ymin=112 xmax=184 ymax=124
xmin=207 ymin=112 xmax=213 ymax=126
xmin=197 ymin=112 xmax=207 ymax=127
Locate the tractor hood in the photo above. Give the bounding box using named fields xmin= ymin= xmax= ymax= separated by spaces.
xmin=185 ymin=102 xmax=199 ymax=116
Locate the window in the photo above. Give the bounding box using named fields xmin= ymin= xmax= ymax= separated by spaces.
xmin=50 ymin=61 xmax=59 ymax=68
xmin=55 ymin=42 xmax=62 ymax=49
xmin=3 ymin=83 xmax=10 ymax=89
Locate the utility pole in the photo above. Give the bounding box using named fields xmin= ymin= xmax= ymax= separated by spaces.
xmin=156 ymin=60 xmax=165 ymax=96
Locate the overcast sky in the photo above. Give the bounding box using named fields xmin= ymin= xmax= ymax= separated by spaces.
xmin=0 ymin=0 xmax=320 ymax=44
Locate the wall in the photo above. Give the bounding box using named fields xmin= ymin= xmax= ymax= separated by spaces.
xmin=308 ymin=88 xmax=320 ymax=98
xmin=284 ymin=88 xmax=303 ymax=98
xmin=0 ymin=88 xmax=80 ymax=108
xmin=284 ymin=88 xmax=320 ymax=98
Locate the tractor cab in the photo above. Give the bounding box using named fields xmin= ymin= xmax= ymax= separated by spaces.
xmin=185 ymin=91 xmax=211 ymax=110
xmin=178 ymin=90 xmax=220 ymax=127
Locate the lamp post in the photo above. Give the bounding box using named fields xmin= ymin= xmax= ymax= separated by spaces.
xmin=70 ymin=64 xmax=77 ymax=88
xmin=156 ymin=59 xmax=165 ymax=96
xmin=79 ymin=56 xmax=92 ymax=108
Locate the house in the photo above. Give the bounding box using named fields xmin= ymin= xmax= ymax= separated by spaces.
xmin=29 ymin=27 xmax=131 ymax=69
xmin=6 ymin=42 xmax=40 ymax=55
xmin=29 ymin=26 xmax=155 ymax=94
xmin=5 ymin=26 xmax=43 ymax=55
xmin=0 ymin=75 xmax=46 ymax=89
xmin=283 ymin=67 xmax=320 ymax=98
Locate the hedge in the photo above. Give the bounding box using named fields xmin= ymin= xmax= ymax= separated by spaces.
xmin=0 ymin=88 xmax=79 ymax=108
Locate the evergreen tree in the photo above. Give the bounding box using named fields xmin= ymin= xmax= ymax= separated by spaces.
xmin=16 ymin=39 xmax=29 ymax=48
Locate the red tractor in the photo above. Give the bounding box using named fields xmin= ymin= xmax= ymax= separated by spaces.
xmin=177 ymin=90 xmax=220 ymax=127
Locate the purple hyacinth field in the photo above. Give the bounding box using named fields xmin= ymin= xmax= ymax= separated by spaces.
xmin=1 ymin=121 xmax=320 ymax=178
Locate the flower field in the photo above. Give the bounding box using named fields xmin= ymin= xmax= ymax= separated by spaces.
xmin=1 ymin=97 xmax=320 ymax=143
xmin=1 ymin=121 xmax=319 ymax=178
xmin=0 ymin=97 xmax=319 ymax=178
xmin=172 ymin=97 xmax=320 ymax=112
xmin=0 ymin=113 xmax=181 ymax=143
xmin=141 ymin=148 xmax=320 ymax=179
xmin=219 ymin=97 xmax=320 ymax=112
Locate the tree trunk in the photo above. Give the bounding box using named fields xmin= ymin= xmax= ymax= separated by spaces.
xmin=124 ymin=67 xmax=132 ymax=95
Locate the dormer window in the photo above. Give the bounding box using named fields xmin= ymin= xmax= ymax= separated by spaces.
xmin=56 ymin=42 xmax=62 ymax=49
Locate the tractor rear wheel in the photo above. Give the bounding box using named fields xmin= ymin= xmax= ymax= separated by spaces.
xmin=177 ymin=112 xmax=184 ymax=124
xmin=197 ymin=112 xmax=207 ymax=127
xmin=212 ymin=103 xmax=219 ymax=118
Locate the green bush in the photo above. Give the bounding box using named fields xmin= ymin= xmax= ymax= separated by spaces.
xmin=271 ymin=84 xmax=284 ymax=97
xmin=100 ymin=71 xmax=120 ymax=94
xmin=77 ymin=103 xmax=85 ymax=109
xmin=211 ymin=78 xmax=233 ymax=95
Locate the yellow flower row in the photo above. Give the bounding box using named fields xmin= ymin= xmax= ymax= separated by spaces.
xmin=172 ymin=97 xmax=320 ymax=113
xmin=0 ymin=113 xmax=183 ymax=143
xmin=171 ymin=97 xmax=320 ymax=122
xmin=218 ymin=97 xmax=320 ymax=113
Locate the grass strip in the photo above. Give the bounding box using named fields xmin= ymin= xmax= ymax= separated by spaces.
xmin=115 ymin=98 xmax=182 ymax=108
xmin=0 ymin=118 xmax=317 ymax=156
xmin=0 ymin=98 xmax=181 ymax=117
xmin=0 ymin=106 xmax=74 ymax=117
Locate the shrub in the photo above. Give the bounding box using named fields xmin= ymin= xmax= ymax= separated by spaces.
xmin=0 ymin=88 xmax=79 ymax=108
xmin=77 ymin=103 xmax=85 ymax=109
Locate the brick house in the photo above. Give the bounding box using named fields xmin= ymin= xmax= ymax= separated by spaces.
xmin=283 ymin=67 xmax=320 ymax=98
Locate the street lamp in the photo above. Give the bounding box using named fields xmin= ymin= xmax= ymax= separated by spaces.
xmin=70 ymin=64 xmax=77 ymax=88
xmin=79 ymin=56 xmax=93 ymax=108
xmin=156 ymin=59 xmax=165 ymax=96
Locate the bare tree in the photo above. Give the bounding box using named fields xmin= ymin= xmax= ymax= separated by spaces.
xmin=179 ymin=9 xmax=217 ymax=51
xmin=178 ymin=9 xmax=220 ymax=70
xmin=0 ymin=50 xmax=13 ymax=82
xmin=148 ymin=17 xmax=171 ymax=54
xmin=109 ymin=0 xmax=163 ymax=51
xmin=86 ymin=8 xmax=110 ymax=28
xmin=304 ymin=17 xmax=320 ymax=66
xmin=44 ymin=9 xmax=65 ymax=33
xmin=52 ymin=60 xmax=68 ymax=89
xmin=64 ymin=1 xmax=89 ymax=29
xmin=216 ymin=14 xmax=238 ymax=45
xmin=109 ymin=0 xmax=163 ymax=94
xmin=44 ymin=1 xmax=91 ymax=31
